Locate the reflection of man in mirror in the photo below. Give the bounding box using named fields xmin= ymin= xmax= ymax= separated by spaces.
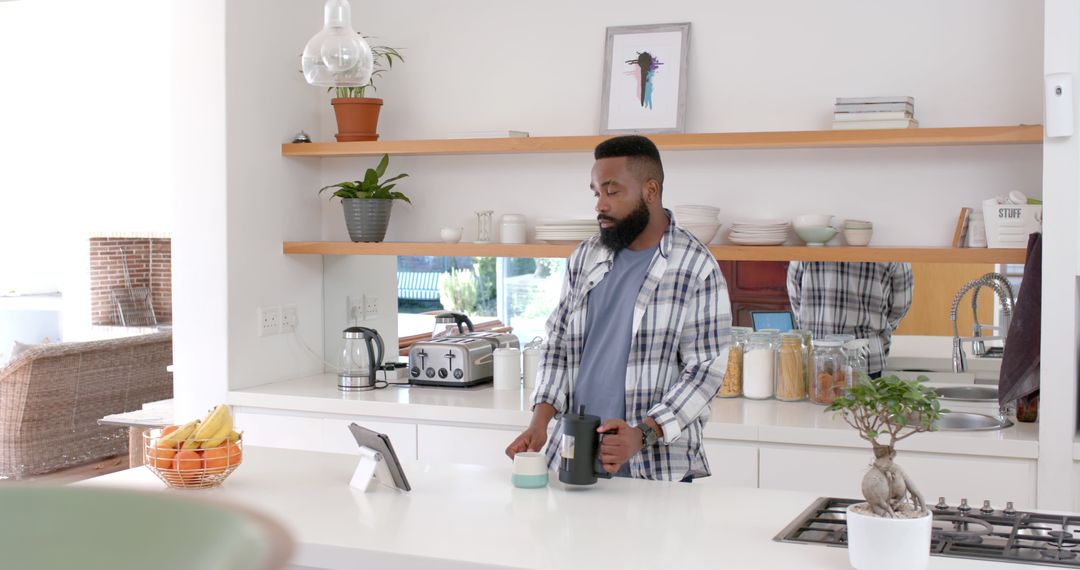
xmin=786 ymin=262 xmax=914 ymax=378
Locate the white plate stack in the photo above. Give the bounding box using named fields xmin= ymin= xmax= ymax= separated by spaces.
xmin=728 ymin=219 xmax=791 ymax=246
xmin=534 ymin=219 xmax=598 ymax=244
xmin=673 ymin=205 xmax=721 ymax=244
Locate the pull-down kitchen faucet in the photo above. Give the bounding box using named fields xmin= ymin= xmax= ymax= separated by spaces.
xmin=951 ymin=273 xmax=1016 ymax=373
xmin=969 ymin=273 xmax=1016 ymax=357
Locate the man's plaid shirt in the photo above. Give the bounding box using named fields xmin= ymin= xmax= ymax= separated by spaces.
xmin=786 ymin=262 xmax=914 ymax=373
xmin=532 ymin=213 xmax=732 ymax=481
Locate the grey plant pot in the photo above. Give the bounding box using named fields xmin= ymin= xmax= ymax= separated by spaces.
xmin=342 ymin=198 xmax=394 ymax=242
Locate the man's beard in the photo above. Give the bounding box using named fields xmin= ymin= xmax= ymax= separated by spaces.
xmin=598 ymin=199 xmax=651 ymax=253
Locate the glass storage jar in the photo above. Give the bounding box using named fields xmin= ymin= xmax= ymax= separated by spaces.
xmin=743 ymin=332 xmax=776 ymax=399
xmin=775 ymin=332 xmax=807 ymax=401
xmin=810 ymin=339 xmax=847 ymax=405
xmin=795 ymin=329 xmax=814 ymax=393
xmin=718 ymin=327 xmax=751 ymax=398
xmin=843 ymin=338 xmax=870 ymax=386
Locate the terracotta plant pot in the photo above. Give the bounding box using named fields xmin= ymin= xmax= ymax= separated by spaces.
xmin=331 ymin=97 xmax=383 ymax=142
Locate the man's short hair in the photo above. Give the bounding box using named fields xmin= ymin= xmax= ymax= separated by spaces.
xmin=594 ymin=135 xmax=664 ymax=191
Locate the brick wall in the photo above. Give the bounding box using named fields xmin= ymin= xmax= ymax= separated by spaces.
xmin=89 ymin=237 xmax=172 ymax=326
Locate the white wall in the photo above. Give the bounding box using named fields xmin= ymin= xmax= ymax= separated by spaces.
xmin=1040 ymin=0 xmax=1079 ymax=512
xmin=309 ymin=0 xmax=1042 ymax=247
xmin=0 ymin=0 xmax=173 ymax=338
xmin=172 ymin=1 xmax=228 ymax=419
xmin=224 ymin=0 xmax=327 ymax=392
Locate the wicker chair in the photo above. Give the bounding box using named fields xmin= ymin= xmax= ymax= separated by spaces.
xmin=0 ymin=331 xmax=172 ymax=479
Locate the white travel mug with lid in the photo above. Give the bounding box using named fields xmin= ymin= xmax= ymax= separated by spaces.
xmin=493 ymin=347 xmax=521 ymax=390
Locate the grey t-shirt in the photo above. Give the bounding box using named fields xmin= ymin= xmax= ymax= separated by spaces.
xmin=574 ymin=245 xmax=658 ymax=477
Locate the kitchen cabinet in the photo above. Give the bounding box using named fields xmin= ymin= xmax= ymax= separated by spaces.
xmin=234 ymin=410 xmax=418 ymax=461
xmin=699 ymin=441 xmax=759 ymax=487
xmin=416 ymin=424 xmax=520 ymax=468
xmin=718 ymin=261 xmax=791 ymax=328
xmin=759 ymin=444 xmax=1037 ymax=510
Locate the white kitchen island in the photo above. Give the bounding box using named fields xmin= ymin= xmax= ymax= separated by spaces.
xmin=77 ymin=446 xmax=1033 ymax=570
xmin=228 ymin=375 xmax=1040 ymax=509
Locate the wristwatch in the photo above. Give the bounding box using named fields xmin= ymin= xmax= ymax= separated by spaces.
xmin=635 ymin=422 xmax=659 ymax=447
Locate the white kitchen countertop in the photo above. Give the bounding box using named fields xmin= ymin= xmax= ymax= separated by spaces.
xmin=229 ymin=374 xmax=1038 ymax=459
xmin=75 ymin=446 xmax=1033 ymax=570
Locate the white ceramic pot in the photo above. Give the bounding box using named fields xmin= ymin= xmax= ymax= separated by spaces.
xmin=846 ymin=503 xmax=932 ymax=570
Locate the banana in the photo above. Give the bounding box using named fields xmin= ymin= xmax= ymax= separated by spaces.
xmin=157 ymin=420 xmax=199 ymax=449
xmin=227 ymin=430 xmax=241 ymax=443
xmin=193 ymin=404 xmax=233 ymax=449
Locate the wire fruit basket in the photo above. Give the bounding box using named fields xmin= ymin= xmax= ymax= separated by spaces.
xmin=143 ymin=428 xmax=243 ymax=489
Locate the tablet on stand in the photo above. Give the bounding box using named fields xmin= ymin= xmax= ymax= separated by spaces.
xmin=347 ymin=422 xmax=411 ymax=492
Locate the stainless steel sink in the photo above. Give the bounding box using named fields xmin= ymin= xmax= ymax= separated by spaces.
xmin=932 ymin=385 xmax=998 ymax=402
xmin=932 ymin=411 xmax=1013 ymax=431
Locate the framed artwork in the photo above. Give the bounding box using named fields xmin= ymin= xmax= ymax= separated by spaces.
xmin=600 ymin=23 xmax=690 ymax=134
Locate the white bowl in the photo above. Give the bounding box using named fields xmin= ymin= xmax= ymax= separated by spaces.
xmin=844 ymin=228 xmax=873 ymax=246
xmin=793 ymin=214 xmax=834 ymax=229
xmin=682 ymin=223 xmax=721 ymax=243
xmin=440 ymin=227 xmax=463 ymax=243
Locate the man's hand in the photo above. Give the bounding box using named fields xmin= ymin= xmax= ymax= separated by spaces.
xmin=596 ymin=419 xmax=643 ymax=475
xmin=505 ymin=425 xmax=548 ymax=459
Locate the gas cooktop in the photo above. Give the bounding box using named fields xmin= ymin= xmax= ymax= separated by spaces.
xmin=775 ymin=497 xmax=1080 ymax=567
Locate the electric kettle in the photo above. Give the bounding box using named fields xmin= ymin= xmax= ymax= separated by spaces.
xmin=339 ymin=326 xmax=384 ymax=391
xmin=431 ymin=312 xmax=474 ymax=339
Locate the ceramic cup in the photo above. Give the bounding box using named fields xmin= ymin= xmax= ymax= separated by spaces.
xmin=440 ymin=227 xmax=463 ymax=243
xmin=512 ymin=451 xmax=549 ymax=488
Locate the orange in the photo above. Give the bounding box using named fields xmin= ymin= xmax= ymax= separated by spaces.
xmin=174 ymin=450 xmax=205 ymax=482
xmin=203 ymin=446 xmax=230 ymax=474
xmin=227 ymin=443 xmax=243 ymax=465
xmin=148 ymin=446 xmax=176 ymax=470
xmin=161 ymin=425 xmax=179 ymax=437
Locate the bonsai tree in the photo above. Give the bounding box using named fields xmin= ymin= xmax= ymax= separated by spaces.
xmin=827 ymin=374 xmax=946 ymax=518
xmin=333 ymin=41 xmax=403 ymax=99
xmin=318 ymin=154 xmax=411 ymax=203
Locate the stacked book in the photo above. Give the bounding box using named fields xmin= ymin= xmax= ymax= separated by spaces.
xmin=832 ymin=96 xmax=917 ymax=130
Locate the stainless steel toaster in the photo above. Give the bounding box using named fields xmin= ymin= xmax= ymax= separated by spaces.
xmin=408 ymin=337 xmax=494 ymax=387
xmin=462 ymin=331 xmax=520 ymax=351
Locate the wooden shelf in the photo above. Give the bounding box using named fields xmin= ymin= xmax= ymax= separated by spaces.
xmin=281 ymin=126 xmax=1042 ymax=157
xmin=283 ymin=241 xmax=1027 ymax=264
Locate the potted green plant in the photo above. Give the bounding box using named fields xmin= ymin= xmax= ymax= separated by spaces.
xmin=318 ymin=154 xmax=410 ymax=242
xmin=826 ymin=374 xmax=946 ymax=570
xmin=330 ymin=41 xmax=403 ymax=142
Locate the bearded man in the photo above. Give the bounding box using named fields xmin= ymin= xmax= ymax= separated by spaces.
xmin=504 ymin=135 xmax=732 ymax=482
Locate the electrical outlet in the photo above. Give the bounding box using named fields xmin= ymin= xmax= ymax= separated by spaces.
xmin=364 ymin=295 xmax=379 ymax=319
xmin=280 ymin=305 xmax=298 ymax=333
xmin=346 ymin=295 xmax=365 ymax=323
xmin=258 ymin=306 xmax=281 ymax=336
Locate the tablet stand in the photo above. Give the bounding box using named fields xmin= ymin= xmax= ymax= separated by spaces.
xmin=349 ymin=446 xmax=398 ymax=492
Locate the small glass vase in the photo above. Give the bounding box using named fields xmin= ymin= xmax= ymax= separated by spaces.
xmin=475 ymin=210 xmax=494 ymax=243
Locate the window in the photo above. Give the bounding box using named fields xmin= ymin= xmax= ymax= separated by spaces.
xmin=397 ymin=257 xmax=566 ymax=344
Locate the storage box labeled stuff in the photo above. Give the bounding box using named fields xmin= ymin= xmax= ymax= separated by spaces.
xmin=981 ymin=200 xmax=1041 ymax=249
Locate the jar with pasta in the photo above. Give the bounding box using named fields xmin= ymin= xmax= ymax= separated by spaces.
xmin=743 ymin=332 xmax=776 ymax=399
xmin=795 ymin=329 xmax=813 ymax=393
xmin=774 ymin=332 xmax=806 ymax=401
xmin=718 ymin=327 xmax=751 ymax=398
xmin=810 ymin=339 xmax=847 ymax=405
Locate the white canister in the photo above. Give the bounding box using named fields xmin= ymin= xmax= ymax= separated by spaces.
xmin=493 ymin=347 xmax=522 ymax=390
xmin=500 ymin=214 xmax=528 ymax=244
xmin=522 ymin=346 xmax=540 ymax=390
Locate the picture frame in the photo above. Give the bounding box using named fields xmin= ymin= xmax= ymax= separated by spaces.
xmin=600 ymin=23 xmax=691 ymax=135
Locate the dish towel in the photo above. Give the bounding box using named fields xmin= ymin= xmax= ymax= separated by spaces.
xmin=998 ymin=232 xmax=1041 ymax=408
